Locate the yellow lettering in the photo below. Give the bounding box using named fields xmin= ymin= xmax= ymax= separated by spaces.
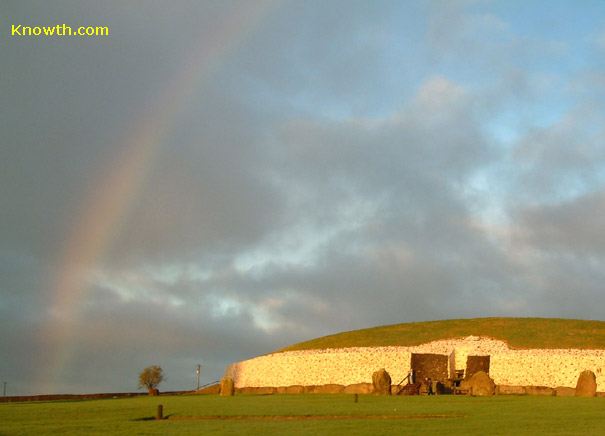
xmin=11 ymin=23 xmax=104 ymax=37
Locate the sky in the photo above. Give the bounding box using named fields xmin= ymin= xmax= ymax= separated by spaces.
xmin=2 ymin=0 xmax=605 ymax=396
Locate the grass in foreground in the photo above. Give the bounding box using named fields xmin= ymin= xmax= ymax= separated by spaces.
xmin=1 ymin=394 xmax=604 ymax=436
xmin=276 ymin=318 xmax=605 ymax=352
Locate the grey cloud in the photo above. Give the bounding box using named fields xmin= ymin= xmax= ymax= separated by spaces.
xmin=518 ymin=191 xmax=605 ymax=255
xmin=512 ymin=105 xmax=605 ymax=202
xmin=153 ymin=76 xmax=519 ymax=337
xmin=273 ymin=77 xmax=489 ymax=193
xmin=104 ymin=97 xmax=284 ymax=266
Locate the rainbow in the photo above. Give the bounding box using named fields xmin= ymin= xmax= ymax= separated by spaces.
xmin=40 ymin=1 xmax=279 ymax=393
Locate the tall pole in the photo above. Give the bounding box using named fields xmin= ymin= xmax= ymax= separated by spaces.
xmin=196 ymin=365 xmax=201 ymax=391
xmin=3 ymin=382 xmax=6 ymax=397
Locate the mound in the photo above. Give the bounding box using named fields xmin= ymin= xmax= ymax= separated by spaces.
xmin=275 ymin=318 xmax=605 ymax=353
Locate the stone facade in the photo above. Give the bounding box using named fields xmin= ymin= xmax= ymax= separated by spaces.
xmin=225 ymin=336 xmax=605 ymax=390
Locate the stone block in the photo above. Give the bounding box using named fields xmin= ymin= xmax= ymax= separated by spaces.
xmin=525 ymin=386 xmax=555 ymax=396
xmin=256 ymin=386 xmax=276 ymax=395
xmin=343 ymin=383 xmax=373 ymax=394
xmin=318 ymin=384 xmax=344 ymax=394
xmin=555 ymin=386 xmax=576 ymax=397
xmin=496 ymin=385 xmax=526 ymax=395
xmin=239 ymin=387 xmax=258 ymax=394
xmin=286 ymin=385 xmax=305 ymax=394
xmin=304 ymin=385 xmax=321 ymax=394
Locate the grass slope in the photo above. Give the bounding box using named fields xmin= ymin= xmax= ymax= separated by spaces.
xmin=276 ymin=318 xmax=605 ymax=352
xmin=2 ymin=394 xmax=604 ymax=436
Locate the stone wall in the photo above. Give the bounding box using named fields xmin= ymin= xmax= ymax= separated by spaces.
xmin=225 ymin=337 xmax=605 ymax=389
xmin=490 ymin=350 xmax=605 ymax=388
xmin=225 ymin=347 xmax=413 ymax=387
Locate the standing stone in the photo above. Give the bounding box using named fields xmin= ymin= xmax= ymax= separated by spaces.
xmin=575 ymin=370 xmax=597 ymax=397
xmin=466 ymin=371 xmax=495 ymax=396
xmin=372 ymin=368 xmax=392 ymax=396
xmin=220 ymin=377 xmax=235 ymax=396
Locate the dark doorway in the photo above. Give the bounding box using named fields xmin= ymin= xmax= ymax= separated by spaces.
xmin=465 ymin=355 xmax=490 ymax=379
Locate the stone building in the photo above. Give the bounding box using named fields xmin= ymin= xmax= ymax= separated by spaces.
xmin=225 ymin=336 xmax=605 ymax=391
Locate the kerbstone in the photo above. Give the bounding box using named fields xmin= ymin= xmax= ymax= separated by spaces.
xmin=576 ymin=370 xmax=597 ymax=397
xmin=372 ymin=368 xmax=391 ymax=396
xmin=220 ymin=377 xmax=234 ymax=396
xmin=466 ymin=371 xmax=495 ymax=396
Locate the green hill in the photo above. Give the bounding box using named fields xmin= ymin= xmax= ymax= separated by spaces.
xmin=276 ymin=318 xmax=605 ymax=352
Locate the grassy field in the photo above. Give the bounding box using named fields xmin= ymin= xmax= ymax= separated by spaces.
xmin=1 ymin=394 xmax=604 ymax=435
xmin=276 ymin=318 xmax=605 ymax=352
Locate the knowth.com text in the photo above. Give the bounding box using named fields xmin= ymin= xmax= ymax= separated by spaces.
xmin=12 ymin=24 xmax=109 ymax=37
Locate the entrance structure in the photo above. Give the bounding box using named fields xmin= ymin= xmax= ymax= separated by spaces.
xmin=410 ymin=353 xmax=448 ymax=382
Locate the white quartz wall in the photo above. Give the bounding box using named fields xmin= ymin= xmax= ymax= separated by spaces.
xmin=225 ymin=337 xmax=605 ymax=389
xmin=225 ymin=347 xmax=412 ymax=387
xmin=490 ymin=350 xmax=605 ymax=388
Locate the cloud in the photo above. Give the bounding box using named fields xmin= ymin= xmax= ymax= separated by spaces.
xmin=517 ymin=191 xmax=605 ymax=255
xmin=511 ymin=103 xmax=605 ymax=203
xmin=427 ymin=2 xmax=512 ymax=55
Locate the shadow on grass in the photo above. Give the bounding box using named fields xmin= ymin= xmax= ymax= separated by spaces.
xmin=133 ymin=414 xmax=175 ymax=421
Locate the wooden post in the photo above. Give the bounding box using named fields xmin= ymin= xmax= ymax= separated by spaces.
xmin=157 ymin=405 xmax=163 ymax=420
